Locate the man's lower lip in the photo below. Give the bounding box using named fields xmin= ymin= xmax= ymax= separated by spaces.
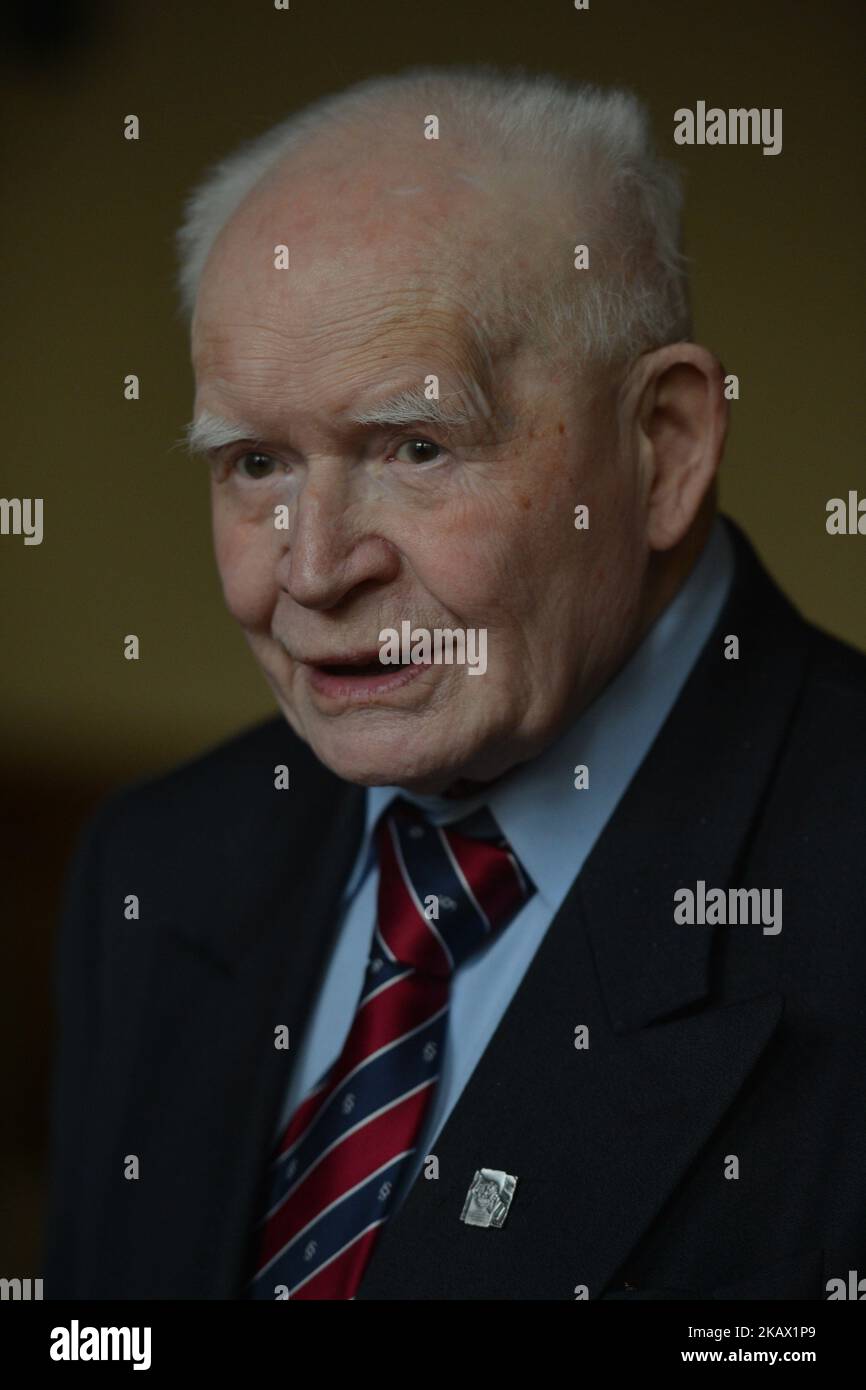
xmin=305 ymin=661 xmax=432 ymax=700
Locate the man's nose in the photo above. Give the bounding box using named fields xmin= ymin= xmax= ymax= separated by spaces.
xmin=278 ymin=463 xmax=399 ymax=610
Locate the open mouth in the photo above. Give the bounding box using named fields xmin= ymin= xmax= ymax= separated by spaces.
xmin=317 ymin=657 xmax=413 ymax=677
xmin=304 ymin=649 xmax=429 ymax=701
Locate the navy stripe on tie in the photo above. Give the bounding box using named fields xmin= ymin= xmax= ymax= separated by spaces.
xmin=262 ymin=1004 xmax=448 ymax=1218
xmin=250 ymin=1151 xmax=411 ymax=1297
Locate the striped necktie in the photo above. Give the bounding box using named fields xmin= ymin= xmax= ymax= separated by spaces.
xmin=246 ymin=795 xmax=535 ymax=1300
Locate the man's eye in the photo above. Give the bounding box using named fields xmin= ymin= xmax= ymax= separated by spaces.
xmin=392 ymin=439 xmax=443 ymax=465
xmin=235 ymin=452 xmax=277 ymax=480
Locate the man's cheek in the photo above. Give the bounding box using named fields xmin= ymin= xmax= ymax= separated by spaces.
xmin=412 ymin=527 xmax=516 ymax=614
xmin=215 ymin=539 xmax=275 ymax=630
xmin=425 ymin=563 xmax=501 ymax=622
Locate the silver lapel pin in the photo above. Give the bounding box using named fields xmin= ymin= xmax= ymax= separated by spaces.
xmin=460 ymin=1168 xmax=518 ymax=1228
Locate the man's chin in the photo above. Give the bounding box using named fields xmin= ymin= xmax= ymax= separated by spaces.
xmin=312 ymin=752 xmax=458 ymax=793
xmin=301 ymin=729 xmax=468 ymax=793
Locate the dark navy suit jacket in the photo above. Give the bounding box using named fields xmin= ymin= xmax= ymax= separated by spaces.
xmin=42 ymin=520 xmax=866 ymax=1299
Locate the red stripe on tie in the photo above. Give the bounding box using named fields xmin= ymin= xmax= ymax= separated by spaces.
xmin=257 ymin=1081 xmax=435 ymax=1271
xmin=276 ymin=972 xmax=447 ymax=1156
xmin=444 ymin=828 xmax=527 ymax=929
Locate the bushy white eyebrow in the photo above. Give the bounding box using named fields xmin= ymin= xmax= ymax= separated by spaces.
xmin=183 ymin=385 xmax=494 ymax=457
xmin=183 ymin=409 xmax=260 ymax=456
xmin=349 ymin=383 xmax=492 ymax=429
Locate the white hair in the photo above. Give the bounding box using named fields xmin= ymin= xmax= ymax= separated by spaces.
xmin=176 ymin=64 xmax=692 ymax=368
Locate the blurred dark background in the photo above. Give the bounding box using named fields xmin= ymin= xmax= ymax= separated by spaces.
xmin=1 ymin=0 xmax=863 ymax=1274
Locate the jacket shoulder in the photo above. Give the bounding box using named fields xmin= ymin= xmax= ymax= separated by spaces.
xmin=90 ymin=715 xmax=320 ymax=843
xmin=62 ymin=715 xmax=356 ymax=958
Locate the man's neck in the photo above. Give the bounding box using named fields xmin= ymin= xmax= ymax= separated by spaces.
xmin=640 ymin=506 xmax=717 ymax=643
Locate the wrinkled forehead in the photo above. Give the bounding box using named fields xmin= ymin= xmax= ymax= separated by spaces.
xmin=194 ymin=262 xmax=493 ymax=367
xmin=191 ymin=212 xmax=524 ymax=426
xmin=191 ymin=273 xmax=510 ymax=438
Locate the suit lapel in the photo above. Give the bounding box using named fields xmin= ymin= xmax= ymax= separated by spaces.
xmin=91 ymin=745 xmax=365 ymax=1298
xmin=356 ymin=903 xmax=782 ymax=1299
xmin=357 ymin=522 xmax=813 ymax=1298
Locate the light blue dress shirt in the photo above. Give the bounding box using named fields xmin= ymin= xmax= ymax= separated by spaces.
xmin=273 ymin=516 xmax=735 ymax=1216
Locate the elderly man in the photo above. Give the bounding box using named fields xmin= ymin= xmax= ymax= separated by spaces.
xmin=44 ymin=67 xmax=866 ymax=1301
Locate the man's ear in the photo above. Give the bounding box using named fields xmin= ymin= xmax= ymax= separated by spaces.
xmin=626 ymin=343 xmax=729 ymax=552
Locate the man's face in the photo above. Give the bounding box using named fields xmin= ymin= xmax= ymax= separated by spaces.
xmin=191 ymin=148 xmax=649 ymax=792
